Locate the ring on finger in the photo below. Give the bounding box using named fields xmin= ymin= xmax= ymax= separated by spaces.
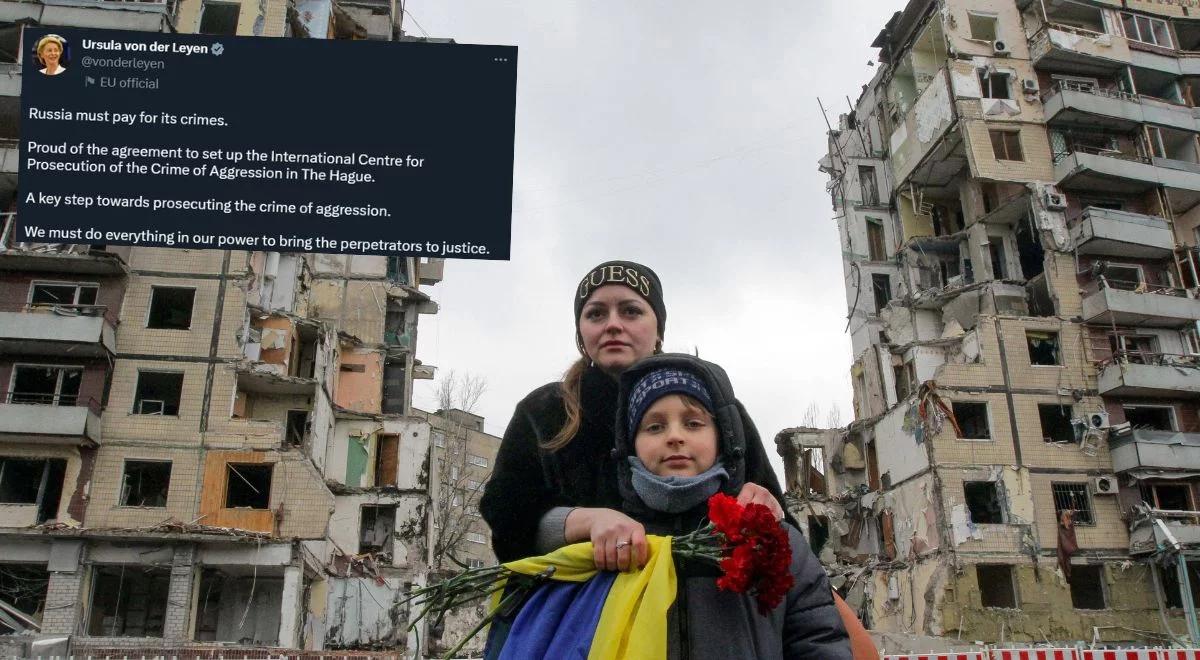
xmin=615 ymin=540 xmax=631 ymax=550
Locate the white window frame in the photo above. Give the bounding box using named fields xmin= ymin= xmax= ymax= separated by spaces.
xmin=467 ymin=454 xmax=488 ymax=468
xmin=28 ymin=280 xmax=99 ymax=306
xmin=7 ymin=363 xmax=84 ymax=406
xmin=978 ymin=69 xmax=1012 ymax=100
xmin=466 ymin=531 xmax=487 ymax=544
xmin=132 ymin=370 xmax=185 ymax=416
xmin=966 ymin=11 xmax=999 ymax=43
xmin=1122 ymin=12 xmax=1173 ymax=49
xmin=1122 ymin=403 xmax=1178 ymax=432
xmin=1104 ymin=262 xmax=1145 ymax=289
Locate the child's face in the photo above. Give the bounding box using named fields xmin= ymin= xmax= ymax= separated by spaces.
xmin=634 ymin=394 xmax=718 ymax=477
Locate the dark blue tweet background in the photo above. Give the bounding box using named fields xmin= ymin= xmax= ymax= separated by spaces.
xmin=18 ymin=27 xmax=516 ymax=259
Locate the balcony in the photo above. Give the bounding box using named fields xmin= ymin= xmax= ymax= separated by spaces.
xmin=1111 ymin=427 xmax=1200 ymax=473
xmin=1030 ymin=24 xmax=1130 ymax=77
xmin=0 ymin=303 xmax=117 ymax=357
xmin=1054 ymin=147 xmax=1200 ymax=198
xmin=1071 ymin=207 xmax=1175 ymax=259
xmin=1083 ymin=281 xmax=1200 ymax=328
xmin=1097 ymin=354 xmax=1200 ymax=397
xmin=1130 ymin=506 xmax=1200 ymax=555
xmin=0 ymin=392 xmax=101 ymax=445
xmin=1043 ymin=82 xmax=1198 ymax=133
xmin=0 ymin=217 xmax=130 ymax=274
xmin=0 ymin=0 xmax=170 ymax=32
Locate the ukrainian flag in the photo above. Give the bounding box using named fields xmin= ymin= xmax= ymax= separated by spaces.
xmin=483 ymin=536 xmax=677 ymax=660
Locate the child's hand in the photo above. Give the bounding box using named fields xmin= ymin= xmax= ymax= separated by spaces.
xmin=735 ymin=482 xmax=784 ymax=521
xmin=566 ymin=507 xmax=648 ymax=572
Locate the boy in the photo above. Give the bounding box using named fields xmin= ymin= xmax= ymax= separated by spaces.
xmin=614 ymin=354 xmax=852 ymax=660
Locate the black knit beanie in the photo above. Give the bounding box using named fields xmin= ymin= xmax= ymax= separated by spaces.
xmin=574 ymin=260 xmax=667 ymax=352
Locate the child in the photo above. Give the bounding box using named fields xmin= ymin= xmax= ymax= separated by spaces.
xmin=613 ymin=354 xmax=852 ymax=660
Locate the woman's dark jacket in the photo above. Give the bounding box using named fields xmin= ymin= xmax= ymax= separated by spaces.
xmin=614 ymin=355 xmax=851 ymax=660
xmin=479 ymin=359 xmax=795 ymax=564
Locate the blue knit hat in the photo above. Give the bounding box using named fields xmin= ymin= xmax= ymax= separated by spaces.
xmin=626 ymin=368 xmax=714 ymax=438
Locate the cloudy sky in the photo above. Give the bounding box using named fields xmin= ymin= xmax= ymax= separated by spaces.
xmin=407 ymin=0 xmax=899 ymax=478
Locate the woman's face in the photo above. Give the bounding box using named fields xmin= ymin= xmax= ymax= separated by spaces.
xmin=40 ymin=42 xmax=61 ymax=67
xmin=578 ymin=284 xmax=659 ymax=374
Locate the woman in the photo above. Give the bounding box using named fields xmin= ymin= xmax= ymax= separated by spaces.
xmin=36 ymin=35 xmax=66 ymax=76
xmin=478 ymin=260 xmax=876 ymax=658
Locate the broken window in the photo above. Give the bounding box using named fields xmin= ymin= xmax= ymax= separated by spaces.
xmin=225 ymin=463 xmax=272 ymax=509
xmin=376 ymin=434 xmax=399 ymax=487
xmin=199 ymin=0 xmax=240 ymax=35
xmin=963 ymin=481 xmax=1006 ymax=524
xmin=386 ymin=256 xmax=408 ymax=284
xmin=146 ymin=287 xmax=195 ymax=330
xmin=194 ymin=569 xmax=282 ymax=644
xmin=893 ymin=362 xmax=914 ymax=401
xmin=87 ymin=566 xmax=170 ymax=637
xmin=1112 ymin=333 xmax=1158 ymax=363
xmin=1069 ymin=565 xmax=1106 ymax=610
xmin=866 ymin=219 xmax=886 ymax=261
xmin=1122 ymin=12 xmax=1172 ymax=48
xmin=133 ymin=371 xmax=183 ymax=415
xmin=952 ymin=401 xmax=991 ymax=440
xmin=865 ymin=440 xmax=881 ymax=491
xmin=285 ymin=410 xmax=308 ymax=447
xmin=967 ymin=12 xmax=997 ymax=41
xmin=120 ymin=461 xmax=171 ymax=507
xmin=382 ymin=361 xmax=407 ymax=415
xmin=1101 ymin=263 xmax=1143 ymax=291
xmin=1124 ymin=405 xmax=1176 ymax=431
xmin=0 ymin=565 xmax=48 ymax=633
xmin=1039 ymin=404 xmax=1076 ymax=443
xmin=988 ymin=239 xmax=1009 ymax=280
xmin=859 ymin=166 xmax=879 ymax=205
xmin=978 ymin=70 xmax=1011 ymax=100
xmin=871 ymin=274 xmax=892 ymax=311
xmin=808 ymin=515 xmax=830 ymax=555
xmin=976 ymin=565 xmax=1017 ymax=608
xmin=9 ymin=365 xmax=82 ymax=406
xmin=1141 ymin=482 xmax=1193 ymax=511
xmin=1052 ymin=482 xmax=1094 ymax=525
xmin=29 ymin=282 xmax=98 ymax=307
xmin=1162 ymin=562 xmax=1200 ymax=609
xmin=0 ymin=458 xmax=66 ymax=523
xmin=360 ymin=505 xmax=396 ymax=554
xmin=989 ymin=130 xmax=1024 ymax=161
xmin=1027 ymin=331 xmax=1061 ymax=365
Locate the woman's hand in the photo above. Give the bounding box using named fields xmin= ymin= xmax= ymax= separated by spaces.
xmin=735 ymin=482 xmax=784 ymax=521
xmin=565 ymin=507 xmax=648 ymax=572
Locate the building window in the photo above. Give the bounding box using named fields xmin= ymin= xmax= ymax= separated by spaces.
xmin=1068 ymin=565 xmax=1106 ymax=610
xmin=199 ymin=0 xmax=240 ymax=35
xmin=1122 ymin=12 xmax=1172 ymax=48
xmin=467 ymin=454 xmax=489 ymax=468
xmin=976 ymin=565 xmax=1017 ymax=608
xmin=858 ymin=166 xmax=879 ymax=205
xmin=1124 ymin=405 xmax=1176 ymax=432
xmin=978 ymin=70 xmax=1011 ymax=100
xmin=120 ymin=461 xmax=171 ymax=507
xmin=1141 ymin=482 xmax=1193 ymax=511
xmin=952 ymin=401 xmax=991 ymax=440
xmin=9 ymin=365 xmax=82 ymax=406
xmin=1052 ymin=482 xmax=1094 ymax=525
xmin=866 ymin=219 xmax=887 ymax=261
xmin=285 ymin=410 xmax=309 ymax=447
xmin=225 ymin=464 xmax=272 ymax=509
xmin=133 ymin=371 xmax=183 ymax=415
xmin=87 ymin=566 xmax=170 ymax=637
xmin=968 ymin=12 xmax=998 ymax=41
xmin=871 ymin=273 xmax=892 ymax=311
xmin=988 ymin=238 xmax=1009 ymax=280
xmin=359 ymin=505 xmax=396 ymax=554
xmin=29 ymin=282 xmax=98 ymax=307
xmin=466 ymin=479 xmax=482 ymax=491
xmin=1038 ymin=404 xmax=1075 ymax=443
xmin=433 ymin=432 xmax=446 ymax=448
xmin=1026 ymin=331 xmax=1061 ymax=365
xmin=1101 ymin=263 xmax=1144 ymax=290
xmin=989 ymin=130 xmax=1024 ymax=161
xmin=467 ymin=532 xmax=487 ymax=544
xmin=963 ymin=481 xmax=1006 ymax=524
xmin=146 ymin=287 xmax=195 ymax=330
xmin=1161 ymin=562 xmax=1200 ymax=608
xmin=466 ymin=558 xmax=485 ymax=569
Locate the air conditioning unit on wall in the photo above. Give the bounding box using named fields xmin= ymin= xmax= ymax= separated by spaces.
xmin=993 ymin=40 xmax=1011 ymax=56
xmin=1091 ymin=475 xmax=1119 ymax=495
xmin=1042 ymin=185 xmax=1067 ymax=211
xmin=1022 ymin=78 xmax=1040 ymax=94
xmin=1085 ymin=411 xmax=1110 ymax=429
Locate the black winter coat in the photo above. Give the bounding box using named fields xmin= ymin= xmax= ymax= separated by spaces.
xmin=479 ymin=363 xmax=794 ymax=563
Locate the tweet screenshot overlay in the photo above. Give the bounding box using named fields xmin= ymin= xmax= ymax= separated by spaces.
xmin=18 ymin=27 xmax=517 ymax=259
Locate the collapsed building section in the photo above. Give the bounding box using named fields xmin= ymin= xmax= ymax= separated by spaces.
xmin=808 ymin=0 xmax=1200 ymax=646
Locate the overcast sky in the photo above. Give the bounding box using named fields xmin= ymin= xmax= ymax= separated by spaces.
xmin=408 ymin=0 xmax=899 ymax=478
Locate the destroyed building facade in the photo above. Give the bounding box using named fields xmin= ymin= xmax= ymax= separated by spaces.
xmin=808 ymin=0 xmax=1200 ymax=645
xmin=0 ymin=0 xmax=494 ymax=655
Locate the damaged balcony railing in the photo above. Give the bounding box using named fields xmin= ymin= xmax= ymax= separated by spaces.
xmin=0 ymin=301 xmax=120 ymax=327
xmin=1051 ymin=136 xmax=1148 ymax=165
xmin=1042 ymin=80 xmax=1137 ymax=104
xmin=1092 ymin=277 xmax=1191 ymax=298
xmin=1 ymin=391 xmax=102 ymax=414
xmin=1105 ymin=350 xmax=1200 ymax=367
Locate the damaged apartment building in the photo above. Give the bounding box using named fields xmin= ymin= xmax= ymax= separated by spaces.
xmin=0 ymin=0 xmax=485 ymax=655
xmin=809 ymin=0 xmax=1200 ymax=646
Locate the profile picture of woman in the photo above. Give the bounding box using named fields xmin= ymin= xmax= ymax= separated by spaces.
xmin=35 ymin=34 xmax=67 ymax=76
